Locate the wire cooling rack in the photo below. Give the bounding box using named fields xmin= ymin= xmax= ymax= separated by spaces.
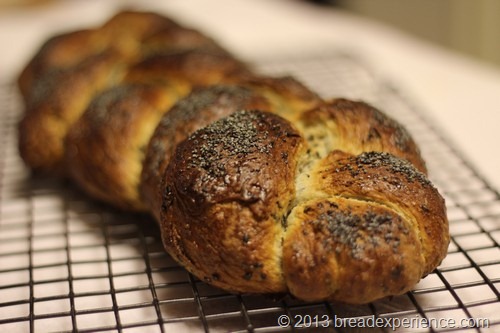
xmin=1 ymin=53 xmax=499 ymax=333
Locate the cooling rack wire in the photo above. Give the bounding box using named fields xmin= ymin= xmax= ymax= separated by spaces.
xmin=0 ymin=53 xmax=499 ymax=332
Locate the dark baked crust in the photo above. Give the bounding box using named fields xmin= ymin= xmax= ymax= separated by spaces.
xmin=160 ymin=108 xmax=448 ymax=303
xmin=18 ymin=10 xmax=449 ymax=304
xmin=161 ymin=110 xmax=303 ymax=293
xmin=18 ymin=51 xmax=126 ymax=173
xmin=17 ymin=11 xmax=229 ymax=173
xmin=65 ymin=84 xmax=177 ymax=210
xmin=141 ymin=77 xmax=321 ymax=220
xmin=141 ymin=85 xmax=271 ymax=219
xmin=65 ymin=50 xmax=256 ymax=210
xmin=284 ymin=151 xmax=447 ymax=303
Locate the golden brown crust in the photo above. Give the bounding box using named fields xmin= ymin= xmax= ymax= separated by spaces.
xmin=18 ymin=11 xmax=177 ymax=102
xmin=124 ymin=48 xmax=252 ymax=88
xmin=313 ymin=151 xmax=449 ymax=276
xmin=141 ymin=27 xmax=224 ymax=56
xmin=99 ymin=10 xmax=180 ymax=39
xmin=161 ymin=110 xmax=303 ymax=293
xmin=17 ymin=11 xmax=229 ymax=173
xmin=140 ymin=77 xmax=319 ymax=218
xmin=17 ymin=29 xmax=100 ymax=101
xmin=232 ymin=75 xmax=322 ymax=121
xmin=283 ymin=197 xmax=424 ymax=303
xmin=18 ymin=10 xmax=449 ymax=304
xmin=141 ymin=85 xmax=271 ymax=219
xmin=65 ymin=84 xmax=177 ymax=210
xmin=18 ymin=51 xmax=126 ymax=173
xmin=64 ymin=70 xmax=256 ymax=211
xmin=160 ymin=108 xmax=448 ymax=303
xmin=283 ymin=149 xmax=448 ymax=303
xmin=302 ymin=98 xmax=427 ymax=173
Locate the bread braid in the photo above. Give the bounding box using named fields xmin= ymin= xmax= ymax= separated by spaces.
xmin=18 ymin=11 xmax=230 ymax=173
xmin=18 ymin=11 xmax=449 ymax=304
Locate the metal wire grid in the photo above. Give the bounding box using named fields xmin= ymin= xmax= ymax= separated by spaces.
xmin=0 ymin=53 xmax=499 ymax=333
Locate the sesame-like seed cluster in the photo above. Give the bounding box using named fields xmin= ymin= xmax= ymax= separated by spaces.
xmin=188 ymin=110 xmax=271 ymax=178
xmin=163 ymin=85 xmax=254 ymax=127
xmin=308 ymin=204 xmax=406 ymax=258
xmin=353 ymin=152 xmax=431 ymax=186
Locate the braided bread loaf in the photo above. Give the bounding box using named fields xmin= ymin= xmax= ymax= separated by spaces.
xmin=18 ymin=11 xmax=449 ymax=304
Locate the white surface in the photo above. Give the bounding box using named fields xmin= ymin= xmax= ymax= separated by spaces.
xmin=1 ymin=0 xmax=499 ymax=191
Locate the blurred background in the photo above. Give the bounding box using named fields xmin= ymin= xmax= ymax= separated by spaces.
xmin=315 ymin=0 xmax=500 ymax=69
xmin=1 ymin=0 xmax=499 ymax=69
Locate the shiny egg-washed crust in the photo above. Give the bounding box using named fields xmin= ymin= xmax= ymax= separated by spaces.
xmin=162 ymin=109 xmax=448 ymax=303
xmin=18 ymin=11 xmax=449 ymax=304
xmin=18 ymin=11 xmax=181 ymax=100
xmin=298 ymin=99 xmax=427 ymax=173
xmin=141 ymin=85 xmax=273 ymax=219
xmin=65 ymin=84 xmax=177 ymax=211
xmin=17 ymin=11 xmax=228 ymax=174
xmin=142 ymin=77 xmax=321 ymax=220
xmin=65 ymin=50 xmax=254 ymax=211
xmin=18 ymin=51 xmax=126 ymax=172
xmin=162 ymin=110 xmax=302 ymax=293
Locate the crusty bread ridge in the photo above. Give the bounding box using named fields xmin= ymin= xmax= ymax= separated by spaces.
xmin=17 ymin=11 xmax=449 ymax=304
